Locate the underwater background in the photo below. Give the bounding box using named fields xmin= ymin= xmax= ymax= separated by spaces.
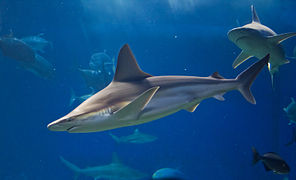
xmin=0 ymin=0 xmax=296 ymax=179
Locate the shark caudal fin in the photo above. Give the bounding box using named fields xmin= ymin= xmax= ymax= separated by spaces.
xmin=236 ymin=54 xmax=270 ymax=104
xmin=252 ymin=147 xmax=261 ymax=165
xmin=60 ymin=156 xmax=82 ymax=180
xmin=109 ymin=133 xmax=121 ymax=143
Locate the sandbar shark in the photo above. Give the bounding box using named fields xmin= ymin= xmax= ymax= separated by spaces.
xmin=60 ymin=153 xmax=147 ymax=180
xmin=47 ymin=44 xmax=269 ymax=133
xmin=110 ymin=128 xmax=158 ymax=144
xmin=228 ymin=5 xmax=296 ymax=83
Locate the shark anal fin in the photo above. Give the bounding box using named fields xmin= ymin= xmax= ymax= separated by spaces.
xmin=114 ymin=86 xmax=159 ymax=120
xmin=233 ymin=51 xmax=252 ymax=68
xmin=113 ymin=44 xmax=152 ymax=82
xmin=267 ymin=32 xmax=296 ymax=44
xmin=185 ymin=103 xmax=200 ymax=112
xmin=213 ymin=94 xmax=225 ymax=101
xmin=251 ymin=5 xmax=261 ymax=23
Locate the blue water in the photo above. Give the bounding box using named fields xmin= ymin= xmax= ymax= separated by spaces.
xmin=0 ymin=0 xmax=296 ymax=179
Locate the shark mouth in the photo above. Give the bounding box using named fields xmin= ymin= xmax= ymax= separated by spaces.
xmin=67 ymin=126 xmax=77 ymax=132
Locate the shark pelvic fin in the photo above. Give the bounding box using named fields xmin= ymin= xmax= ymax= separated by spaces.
xmin=184 ymin=103 xmax=200 ymax=112
xmin=267 ymin=32 xmax=296 ymax=44
xmin=113 ymin=44 xmax=152 ymax=82
xmin=114 ymin=86 xmax=160 ymax=120
xmin=251 ymin=5 xmax=260 ymax=23
xmin=233 ymin=51 xmax=252 ymax=68
xmin=213 ymin=94 xmax=225 ymax=101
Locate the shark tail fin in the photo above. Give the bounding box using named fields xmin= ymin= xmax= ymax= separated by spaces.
xmin=69 ymin=88 xmax=77 ymax=106
xmin=109 ymin=133 xmax=121 ymax=143
xmin=236 ymin=54 xmax=270 ymax=104
xmin=60 ymin=156 xmax=82 ymax=179
xmin=252 ymin=147 xmax=261 ymax=165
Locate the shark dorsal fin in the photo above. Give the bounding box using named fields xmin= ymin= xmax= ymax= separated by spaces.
xmin=251 ymin=5 xmax=260 ymax=23
xmin=113 ymin=44 xmax=152 ymax=82
xmin=112 ymin=153 xmax=121 ymax=164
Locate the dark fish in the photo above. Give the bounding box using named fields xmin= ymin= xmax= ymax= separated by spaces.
xmin=252 ymin=147 xmax=290 ymax=174
xmin=285 ymin=127 xmax=296 ymax=146
xmin=0 ymin=37 xmax=36 ymax=63
xmin=21 ymin=33 xmax=52 ymax=53
xmin=19 ymin=54 xmax=55 ymax=79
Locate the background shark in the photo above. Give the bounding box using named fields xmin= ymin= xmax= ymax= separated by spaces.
xmin=60 ymin=153 xmax=147 ymax=180
xmin=227 ymin=5 xmax=296 ymax=83
xmin=47 ymin=44 xmax=269 ymax=133
xmin=110 ymin=128 xmax=158 ymax=144
xmin=283 ymin=97 xmax=296 ymax=125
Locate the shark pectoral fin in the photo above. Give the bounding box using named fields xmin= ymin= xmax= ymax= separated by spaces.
xmin=213 ymin=94 xmax=225 ymax=101
xmin=114 ymin=86 xmax=160 ymax=120
xmin=184 ymin=103 xmax=200 ymax=112
xmin=232 ymin=51 xmax=252 ymax=68
xmin=267 ymin=32 xmax=296 ymax=44
xmin=291 ymin=97 xmax=295 ymax=103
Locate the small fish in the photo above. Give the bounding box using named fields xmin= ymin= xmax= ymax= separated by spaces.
xmin=78 ymin=68 xmax=112 ymax=91
xmin=285 ymin=127 xmax=296 ymax=146
xmin=19 ymin=54 xmax=55 ymax=79
xmin=110 ymin=129 xmax=158 ymax=144
xmin=252 ymin=147 xmax=290 ymax=174
xmin=21 ymin=33 xmax=52 ymax=53
xmin=283 ymin=97 xmax=296 ymax=125
xmin=0 ymin=37 xmax=36 ymax=63
xmin=152 ymin=168 xmax=186 ymax=180
xmin=89 ymin=52 xmax=114 ymax=73
xmin=69 ymin=88 xmax=95 ymax=106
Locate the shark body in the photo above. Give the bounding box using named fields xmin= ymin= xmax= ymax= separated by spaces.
xmin=228 ymin=5 xmax=296 ymax=82
xmin=110 ymin=129 xmax=158 ymax=144
xmin=47 ymin=44 xmax=269 ymax=133
xmin=60 ymin=154 xmax=147 ymax=180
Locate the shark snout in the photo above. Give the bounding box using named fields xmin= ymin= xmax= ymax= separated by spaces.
xmin=47 ymin=117 xmax=75 ymax=132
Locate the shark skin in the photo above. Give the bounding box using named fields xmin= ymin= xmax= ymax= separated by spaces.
xmin=60 ymin=153 xmax=147 ymax=180
xmin=110 ymin=129 xmax=158 ymax=144
xmin=47 ymin=44 xmax=269 ymax=133
xmin=227 ymin=5 xmax=296 ymax=83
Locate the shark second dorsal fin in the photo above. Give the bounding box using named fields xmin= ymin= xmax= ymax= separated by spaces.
xmin=210 ymin=72 xmax=224 ymax=79
xmin=251 ymin=5 xmax=260 ymax=23
xmin=113 ymin=44 xmax=152 ymax=82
